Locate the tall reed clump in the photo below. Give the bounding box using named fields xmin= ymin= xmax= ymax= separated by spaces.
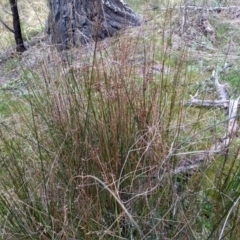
xmin=0 ymin=11 xmax=240 ymax=240
xmin=0 ymin=35 xmax=186 ymax=239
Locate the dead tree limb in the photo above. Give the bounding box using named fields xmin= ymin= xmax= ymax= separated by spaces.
xmin=149 ymin=4 xmax=240 ymax=13
xmin=185 ymin=99 xmax=234 ymax=107
xmin=172 ymin=70 xmax=239 ymax=175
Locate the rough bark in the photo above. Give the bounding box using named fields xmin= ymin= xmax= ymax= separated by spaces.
xmin=46 ymin=0 xmax=142 ymax=49
xmin=9 ymin=0 xmax=26 ymax=52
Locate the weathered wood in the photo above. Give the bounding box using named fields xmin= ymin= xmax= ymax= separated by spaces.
xmin=227 ymin=98 xmax=240 ymax=137
xmin=175 ymin=70 xmax=239 ymax=174
xmin=47 ymin=0 xmax=142 ymax=49
xmin=185 ymin=99 xmax=232 ymax=107
xmin=149 ymin=4 xmax=240 ymax=13
xmin=212 ymin=70 xmax=228 ymax=101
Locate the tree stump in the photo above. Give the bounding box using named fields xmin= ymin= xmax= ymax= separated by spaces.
xmin=46 ymin=0 xmax=142 ymax=49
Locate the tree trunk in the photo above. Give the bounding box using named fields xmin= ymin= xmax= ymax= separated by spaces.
xmin=9 ymin=0 xmax=26 ymax=53
xmin=46 ymin=0 xmax=142 ymax=49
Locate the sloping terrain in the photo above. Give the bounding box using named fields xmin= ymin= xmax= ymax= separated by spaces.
xmin=1 ymin=2 xmax=240 ymax=89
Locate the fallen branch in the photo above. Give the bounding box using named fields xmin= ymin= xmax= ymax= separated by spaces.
xmin=185 ymin=99 xmax=234 ymax=107
xmin=172 ymin=70 xmax=239 ymax=174
xmin=227 ymin=97 xmax=240 ymax=137
xmin=212 ymin=70 xmax=228 ymax=101
xmin=148 ymin=4 xmax=240 ymax=13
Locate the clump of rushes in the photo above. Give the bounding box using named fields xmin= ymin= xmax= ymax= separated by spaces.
xmin=0 ymin=2 xmax=240 ymax=240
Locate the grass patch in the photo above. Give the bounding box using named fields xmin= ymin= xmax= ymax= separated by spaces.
xmin=222 ymin=70 xmax=240 ymax=98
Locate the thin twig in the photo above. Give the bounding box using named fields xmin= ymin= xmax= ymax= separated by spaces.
xmin=0 ymin=17 xmax=15 ymax=33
